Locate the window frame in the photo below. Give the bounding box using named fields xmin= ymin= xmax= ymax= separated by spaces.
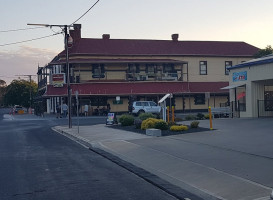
xmin=92 ymin=64 xmax=105 ymax=78
xmin=199 ymin=61 xmax=207 ymax=75
xmin=225 ymin=61 xmax=232 ymax=75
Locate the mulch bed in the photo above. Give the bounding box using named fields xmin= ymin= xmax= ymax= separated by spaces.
xmin=107 ymin=124 xmax=211 ymax=136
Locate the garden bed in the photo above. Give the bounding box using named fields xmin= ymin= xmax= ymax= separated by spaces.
xmin=107 ymin=124 xmax=211 ymax=136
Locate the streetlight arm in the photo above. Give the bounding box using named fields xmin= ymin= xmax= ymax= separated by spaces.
xmin=27 ymin=23 xmax=50 ymax=27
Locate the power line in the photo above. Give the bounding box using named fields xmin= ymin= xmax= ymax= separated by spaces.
xmin=71 ymin=0 xmax=100 ymax=25
xmin=0 ymin=1 xmax=100 ymax=47
xmin=0 ymin=32 xmax=62 ymax=47
xmin=0 ymin=26 xmax=46 ymax=33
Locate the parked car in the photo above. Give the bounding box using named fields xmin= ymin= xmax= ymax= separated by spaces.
xmin=13 ymin=105 xmax=24 ymax=114
xmin=131 ymin=101 xmax=161 ymax=115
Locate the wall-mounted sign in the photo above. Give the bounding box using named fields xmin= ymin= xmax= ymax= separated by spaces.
xmin=52 ymin=73 xmax=65 ymax=87
xmin=233 ymin=71 xmax=247 ymax=82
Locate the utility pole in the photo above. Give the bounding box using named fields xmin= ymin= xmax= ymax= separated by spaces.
xmin=28 ymin=23 xmax=74 ymax=128
xmin=16 ymin=74 xmax=36 ymax=112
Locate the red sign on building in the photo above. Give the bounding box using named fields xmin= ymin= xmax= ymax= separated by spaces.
xmin=52 ymin=73 xmax=65 ymax=87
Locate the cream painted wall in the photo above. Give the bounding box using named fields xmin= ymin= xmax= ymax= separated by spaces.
xmin=106 ymin=71 xmax=126 ymax=80
xmin=229 ymin=63 xmax=273 ymax=117
xmin=108 ymin=98 xmax=129 ymax=112
xmin=71 ymin=55 xmax=253 ymax=82
xmin=177 ymin=95 xmax=227 ymax=111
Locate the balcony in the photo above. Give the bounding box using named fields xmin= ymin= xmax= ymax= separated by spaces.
xmin=70 ymin=71 xmax=185 ymax=83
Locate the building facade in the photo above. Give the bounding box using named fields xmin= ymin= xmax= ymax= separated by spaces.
xmin=37 ymin=24 xmax=259 ymax=115
xmin=226 ymin=55 xmax=273 ymax=118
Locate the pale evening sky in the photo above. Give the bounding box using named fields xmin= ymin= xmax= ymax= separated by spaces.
xmin=0 ymin=0 xmax=273 ymax=84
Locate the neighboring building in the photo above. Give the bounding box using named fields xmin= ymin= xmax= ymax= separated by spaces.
xmin=37 ymin=24 xmax=259 ymax=115
xmin=225 ymin=54 xmax=273 ymax=118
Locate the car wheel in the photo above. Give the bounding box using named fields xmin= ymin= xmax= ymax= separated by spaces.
xmin=137 ymin=110 xmax=145 ymax=115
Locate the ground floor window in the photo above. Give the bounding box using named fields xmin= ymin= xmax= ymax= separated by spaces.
xmin=194 ymin=94 xmax=205 ymax=105
xmin=236 ymin=85 xmax=246 ymax=111
xmin=264 ymin=85 xmax=273 ymax=111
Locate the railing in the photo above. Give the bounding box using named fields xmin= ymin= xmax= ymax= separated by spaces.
xmin=257 ymin=100 xmax=273 ymax=118
xmin=126 ymin=72 xmax=183 ymax=81
xmin=70 ymin=71 xmax=186 ymax=83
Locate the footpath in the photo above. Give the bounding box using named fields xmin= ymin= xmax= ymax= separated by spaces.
xmin=52 ymin=118 xmax=273 ymax=200
xmin=5 ymin=113 xmax=273 ymax=200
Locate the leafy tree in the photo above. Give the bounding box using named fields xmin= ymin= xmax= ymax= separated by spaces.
xmin=0 ymin=79 xmax=7 ymax=106
xmin=254 ymin=45 xmax=273 ymax=58
xmin=0 ymin=79 xmax=6 ymax=87
xmin=3 ymin=79 xmax=37 ymax=107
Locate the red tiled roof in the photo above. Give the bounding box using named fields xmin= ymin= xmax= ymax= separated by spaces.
xmin=61 ymin=38 xmax=259 ymax=57
xmin=44 ymin=82 xmax=229 ymax=97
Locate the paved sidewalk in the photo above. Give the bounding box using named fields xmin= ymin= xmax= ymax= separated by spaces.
xmin=52 ymin=118 xmax=273 ymax=200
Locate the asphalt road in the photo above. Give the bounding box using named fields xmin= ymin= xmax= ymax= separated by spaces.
xmin=0 ymin=109 xmax=178 ymax=200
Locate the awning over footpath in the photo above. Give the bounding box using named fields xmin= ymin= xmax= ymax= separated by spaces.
xmin=44 ymin=82 xmax=229 ymax=97
xmin=221 ymin=83 xmax=245 ymax=90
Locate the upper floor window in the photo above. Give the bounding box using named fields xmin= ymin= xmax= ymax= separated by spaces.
xmin=225 ymin=61 xmax=232 ymax=75
xmin=128 ymin=64 xmax=140 ymax=73
xmin=163 ymin=64 xmax=174 ymax=73
xmin=146 ymin=64 xmax=156 ymax=74
xmin=200 ymin=61 xmax=207 ymax=75
xmin=92 ymin=64 xmax=105 ymax=78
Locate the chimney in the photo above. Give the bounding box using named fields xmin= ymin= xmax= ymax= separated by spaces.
xmin=172 ymin=34 xmax=179 ymax=41
xmin=69 ymin=24 xmax=81 ymax=41
xmin=102 ymin=34 xmax=110 ymax=40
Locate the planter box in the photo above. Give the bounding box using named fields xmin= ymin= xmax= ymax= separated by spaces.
xmin=146 ymin=128 xmax=162 ymax=137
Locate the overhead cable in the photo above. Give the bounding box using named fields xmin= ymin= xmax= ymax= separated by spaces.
xmin=71 ymin=0 xmax=100 ymax=25
xmin=0 ymin=32 xmax=62 ymax=47
xmin=0 ymin=27 xmax=45 ymax=33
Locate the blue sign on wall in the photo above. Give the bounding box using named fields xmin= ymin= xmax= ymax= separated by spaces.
xmin=233 ymin=71 xmax=247 ymax=82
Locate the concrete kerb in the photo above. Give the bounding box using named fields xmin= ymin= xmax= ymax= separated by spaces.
xmin=52 ymin=127 xmax=92 ymax=149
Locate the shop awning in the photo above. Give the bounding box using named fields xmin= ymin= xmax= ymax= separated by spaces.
xmin=221 ymin=83 xmax=245 ymax=90
xmin=44 ymin=82 xmax=229 ymax=97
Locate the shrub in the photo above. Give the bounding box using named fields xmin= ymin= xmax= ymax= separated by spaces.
xmin=190 ymin=121 xmax=200 ymax=128
xmin=167 ymin=121 xmax=176 ymax=127
xmin=175 ymin=117 xmax=183 ymax=122
xmin=204 ymin=114 xmax=210 ymax=119
xmin=185 ymin=115 xmax=196 ymax=120
xmin=134 ymin=119 xmax=142 ymax=129
xmin=170 ymin=125 xmax=189 ymax=132
xmin=119 ymin=114 xmax=134 ymax=126
xmin=154 ymin=120 xmax=168 ymax=130
xmin=196 ymin=113 xmax=204 ymax=120
xmin=139 ymin=113 xmax=156 ymax=121
xmin=141 ymin=118 xmax=159 ymax=130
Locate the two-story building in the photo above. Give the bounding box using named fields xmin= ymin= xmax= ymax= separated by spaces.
xmin=37 ymin=24 xmax=259 ymax=115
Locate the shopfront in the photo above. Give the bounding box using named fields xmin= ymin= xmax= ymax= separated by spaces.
xmin=227 ymin=55 xmax=273 ymax=117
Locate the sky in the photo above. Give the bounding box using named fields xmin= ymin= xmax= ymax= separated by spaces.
xmin=1 ymin=0 xmax=273 ymax=84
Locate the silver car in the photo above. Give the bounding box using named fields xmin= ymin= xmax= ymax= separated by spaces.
xmin=131 ymin=101 xmax=161 ymax=115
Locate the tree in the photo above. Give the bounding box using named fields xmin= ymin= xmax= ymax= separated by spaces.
xmin=254 ymin=45 xmax=273 ymax=58
xmin=3 ymin=79 xmax=37 ymax=107
xmin=0 ymin=79 xmax=7 ymax=106
xmin=0 ymin=79 xmax=6 ymax=87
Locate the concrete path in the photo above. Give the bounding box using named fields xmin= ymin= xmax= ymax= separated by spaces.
xmin=52 ymin=118 xmax=273 ymax=200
